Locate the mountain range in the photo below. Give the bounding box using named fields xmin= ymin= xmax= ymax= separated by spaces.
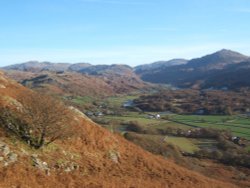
xmin=135 ymin=49 xmax=250 ymax=89
xmin=2 ymin=49 xmax=250 ymax=90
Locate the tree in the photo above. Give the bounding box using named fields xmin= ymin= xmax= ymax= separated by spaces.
xmin=0 ymin=92 xmax=76 ymax=149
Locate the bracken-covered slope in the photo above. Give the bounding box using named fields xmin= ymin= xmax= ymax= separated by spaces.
xmin=3 ymin=70 xmax=148 ymax=97
xmin=2 ymin=62 xmax=148 ymax=96
xmin=0 ymin=71 xmax=236 ymax=188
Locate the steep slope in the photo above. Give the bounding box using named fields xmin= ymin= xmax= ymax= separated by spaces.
xmin=138 ymin=49 xmax=250 ymax=89
xmin=0 ymin=71 xmax=236 ymax=188
xmin=200 ymin=60 xmax=250 ymax=89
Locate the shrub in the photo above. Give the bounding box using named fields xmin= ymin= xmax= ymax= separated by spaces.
xmin=123 ymin=121 xmax=145 ymax=133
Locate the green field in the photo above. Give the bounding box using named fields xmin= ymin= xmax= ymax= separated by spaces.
xmin=71 ymin=96 xmax=95 ymax=105
xmin=104 ymin=115 xmax=160 ymax=125
xmin=105 ymin=95 xmax=139 ymax=108
xmin=163 ymin=136 xmax=199 ymax=153
xmin=171 ymin=115 xmax=250 ymax=140
xmin=130 ymin=134 xmax=199 ymax=153
xmin=70 ymin=93 xmax=250 ymax=154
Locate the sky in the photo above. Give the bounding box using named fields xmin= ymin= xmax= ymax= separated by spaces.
xmin=0 ymin=0 xmax=250 ymax=66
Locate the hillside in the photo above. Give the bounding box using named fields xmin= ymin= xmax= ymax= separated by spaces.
xmin=2 ymin=63 xmax=148 ymax=96
xmin=0 ymin=71 xmax=237 ymax=187
xmin=134 ymin=59 xmax=188 ymax=74
xmin=187 ymin=49 xmax=249 ymax=70
xmin=3 ymin=61 xmax=72 ymax=72
xmin=3 ymin=61 xmax=92 ymax=73
xmin=18 ymin=71 xmax=114 ymax=97
xmin=137 ymin=49 xmax=250 ymax=89
xmin=2 ymin=61 xmax=134 ymax=76
xmin=3 ymin=70 xmax=147 ymax=98
xmin=4 ymin=50 xmax=250 ymax=90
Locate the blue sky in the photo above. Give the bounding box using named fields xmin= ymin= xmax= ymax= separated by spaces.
xmin=0 ymin=0 xmax=250 ymax=66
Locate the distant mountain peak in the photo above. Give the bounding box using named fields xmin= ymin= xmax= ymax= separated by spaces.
xmin=217 ymin=48 xmax=233 ymax=53
xmin=185 ymin=49 xmax=249 ymax=69
xmin=136 ymin=49 xmax=250 ymax=89
xmin=214 ymin=49 xmax=248 ymax=58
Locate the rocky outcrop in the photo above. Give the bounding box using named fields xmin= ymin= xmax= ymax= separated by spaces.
xmin=0 ymin=142 xmax=18 ymax=166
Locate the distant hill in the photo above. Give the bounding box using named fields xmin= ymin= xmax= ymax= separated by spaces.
xmin=68 ymin=63 xmax=92 ymax=72
xmin=136 ymin=49 xmax=250 ymax=89
xmin=4 ymin=70 xmax=147 ymax=97
xmin=2 ymin=61 xmax=132 ymax=76
xmin=2 ymin=62 xmax=148 ymax=96
xmin=78 ymin=64 xmax=133 ymax=76
xmin=201 ymin=60 xmax=250 ymax=89
xmin=20 ymin=72 xmax=114 ymax=97
xmin=186 ymin=49 xmax=249 ymax=70
xmin=134 ymin=59 xmax=188 ymax=74
xmin=3 ymin=61 xmax=72 ymax=72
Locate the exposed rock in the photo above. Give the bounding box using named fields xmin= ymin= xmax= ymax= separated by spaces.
xmin=8 ymin=153 xmax=18 ymax=163
xmin=55 ymin=160 xmax=80 ymax=173
xmin=31 ymin=155 xmax=50 ymax=175
xmin=0 ymin=142 xmax=18 ymax=166
xmin=108 ymin=150 xmax=120 ymax=164
xmin=0 ymin=144 xmax=10 ymax=156
xmin=64 ymin=164 xmax=79 ymax=172
xmin=64 ymin=167 xmax=72 ymax=172
xmin=0 ymin=84 xmax=6 ymax=89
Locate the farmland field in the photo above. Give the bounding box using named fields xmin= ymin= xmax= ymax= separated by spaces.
xmin=170 ymin=115 xmax=250 ymax=140
xmin=94 ymin=94 xmax=250 ymax=140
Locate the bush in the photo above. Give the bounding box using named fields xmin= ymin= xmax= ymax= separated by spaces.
xmin=123 ymin=121 xmax=145 ymax=133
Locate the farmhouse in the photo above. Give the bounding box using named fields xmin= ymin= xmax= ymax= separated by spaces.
xmin=155 ymin=114 xmax=161 ymax=119
xmin=95 ymin=112 xmax=104 ymax=117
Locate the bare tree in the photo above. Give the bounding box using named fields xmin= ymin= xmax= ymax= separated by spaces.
xmin=0 ymin=92 xmax=76 ymax=149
